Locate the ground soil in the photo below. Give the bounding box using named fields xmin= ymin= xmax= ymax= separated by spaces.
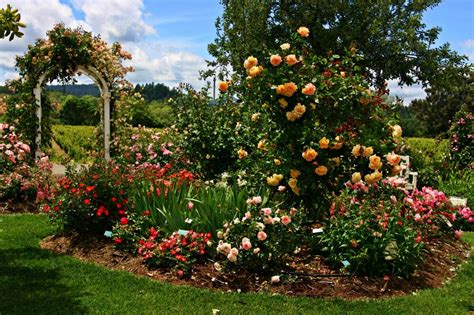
xmin=40 ymin=233 xmax=471 ymax=300
xmin=0 ymin=199 xmax=38 ymax=214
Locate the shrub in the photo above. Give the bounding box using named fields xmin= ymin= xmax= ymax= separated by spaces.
xmin=171 ymin=86 xmax=256 ymax=179
xmin=320 ymin=180 xmax=468 ymax=276
xmin=438 ymin=169 xmax=474 ymax=208
xmin=215 ymin=196 xmax=304 ymax=273
xmin=43 ymin=161 xmax=132 ymax=233
xmin=448 ymin=107 xmax=473 ymax=169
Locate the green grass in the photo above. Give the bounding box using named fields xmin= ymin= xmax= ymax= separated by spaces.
xmin=406 ymin=137 xmax=450 ymax=164
xmin=1 ymin=214 xmax=473 ymax=314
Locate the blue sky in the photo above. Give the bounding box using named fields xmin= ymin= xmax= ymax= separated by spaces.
xmin=0 ymin=0 xmax=473 ymax=103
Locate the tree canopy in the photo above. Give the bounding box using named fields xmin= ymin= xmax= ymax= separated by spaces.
xmin=207 ymin=0 xmax=468 ymax=87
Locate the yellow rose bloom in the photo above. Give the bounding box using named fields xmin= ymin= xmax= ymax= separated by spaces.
xmin=267 ymin=174 xmax=283 ymax=186
xmin=351 ymin=172 xmax=362 ymax=183
xmin=244 ymin=56 xmax=258 ymax=70
xmin=319 ymin=137 xmax=329 ymax=149
xmin=257 ymin=140 xmax=266 ymax=150
xmin=369 ymin=155 xmax=383 ymax=170
xmin=352 ymin=144 xmax=362 ymax=157
xmin=362 ymin=146 xmax=374 ymax=157
xmin=331 ymin=157 xmax=341 ymax=166
xmin=392 ymin=125 xmax=403 ymax=143
xmin=237 ymin=148 xmax=248 ymax=159
xmin=286 ymin=111 xmax=298 ymax=121
xmin=365 ymin=170 xmax=382 ymax=184
xmin=315 ymin=165 xmax=328 ymax=176
xmin=288 ymin=178 xmax=298 ymax=189
xmin=302 ymin=148 xmax=318 ymax=161
xmin=274 ymin=159 xmax=281 ymax=166
xmin=280 ymin=43 xmax=291 ymax=50
xmin=278 ymin=98 xmax=288 ymax=108
xmin=290 ymin=169 xmax=301 ymax=178
xmin=391 ymin=165 xmax=401 ymax=175
xmin=293 ymin=103 xmax=306 ymax=117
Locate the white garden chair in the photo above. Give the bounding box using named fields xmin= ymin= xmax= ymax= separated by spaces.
xmin=398 ymin=155 xmax=418 ymax=190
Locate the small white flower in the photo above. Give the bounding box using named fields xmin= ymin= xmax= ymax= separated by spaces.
xmin=271 ymin=275 xmax=280 ymax=284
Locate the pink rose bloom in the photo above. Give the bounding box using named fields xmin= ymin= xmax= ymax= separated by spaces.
xmin=290 ymin=207 xmax=297 ymax=215
xmin=264 ymin=217 xmax=273 ymax=225
xmin=245 ymin=211 xmax=252 ymax=219
xmin=454 ymin=230 xmax=463 ymax=239
xmin=414 ymin=213 xmax=421 ymax=222
xmin=187 ymin=201 xmax=194 ymax=210
xmin=261 ymin=207 xmax=272 ymax=216
xmin=390 ymin=195 xmax=397 ymax=204
xmin=253 ymin=196 xmax=262 ymax=204
xmin=253 ymin=248 xmax=260 ymax=254
xmin=242 ymin=240 xmax=252 ymax=250
xmin=257 ymin=231 xmax=267 ymax=241
xmin=227 ymin=253 xmax=237 ymax=262
xmin=281 ymin=215 xmax=291 ymax=225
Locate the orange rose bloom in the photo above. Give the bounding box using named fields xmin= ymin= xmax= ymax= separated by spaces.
xmin=297 ymin=26 xmax=310 ymax=37
xmin=218 ymin=81 xmax=229 ymax=93
xmin=244 ymin=56 xmax=258 ymax=70
xmin=248 ymin=65 xmax=263 ymax=77
xmin=285 ymin=54 xmax=298 ymax=65
xmin=319 ymin=137 xmax=329 ymax=149
xmin=276 ymin=82 xmax=298 ymax=97
xmin=293 ymin=103 xmax=306 ymax=117
xmin=290 ymin=169 xmax=301 ymax=178
xmin=270 ymin=54 xmax=282 ymax=66
xmin=315 ymin=165 xmax=328 ymax=176
xmin=237 ymin=148 xmax=248 ymax=159
xmin=302 ymin=83 xmax=316 ymax=95
xmin=302 ymin=148 xmax=318 ymax=161
xmin=286 ymin=111 xmax=298 ymax=121
xmin=386 ymin=152 xmax=401 ymax=166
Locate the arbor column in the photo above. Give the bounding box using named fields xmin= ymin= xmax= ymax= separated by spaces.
xmin=103 ymin=91 xmax=111 ymax=161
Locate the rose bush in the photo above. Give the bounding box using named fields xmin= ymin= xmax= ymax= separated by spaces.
xmin=218 ymin=27 xmax=402 ymax=218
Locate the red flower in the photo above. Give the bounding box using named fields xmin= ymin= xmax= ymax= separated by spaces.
xmin=120 ymin=217 xmax=128 ymax=225
xmin=143 ymin=210 xmax=151 ymax=216
xmin=114 ymin=238 xmax=123 ymax=244
xmin=111 ymin=197 xmax=117 ymax=202
xmin=177 ymin=270 xmax=184 ymax=277
xmin=86 ymin=185 xmax=96 ymax=192
xmin=116 ymin=203 xmax=122 ymax=209
xmin=84 ymin=199 xmax=90 ymax=205
xmin=54 ymin=206 xmax=60 ymax=212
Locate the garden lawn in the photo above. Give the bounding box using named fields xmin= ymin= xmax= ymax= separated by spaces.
xmin=1 ymin=214 xmax=473 ymax=315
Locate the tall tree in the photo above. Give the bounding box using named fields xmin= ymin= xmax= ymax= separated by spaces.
xmin=409 ymin=69 xmax=474 ymax=137
xmin=207 ymin=0 xmax=468 ymax=87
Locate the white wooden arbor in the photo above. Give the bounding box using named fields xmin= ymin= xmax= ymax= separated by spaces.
xmin=33 ymin=65 xmax=111 ymax=160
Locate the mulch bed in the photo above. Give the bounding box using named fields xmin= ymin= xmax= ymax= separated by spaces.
xmin=0 ymin=199 xmax=38 ymax=214
xmin=40 ymin=233 xmax=471 ymax=300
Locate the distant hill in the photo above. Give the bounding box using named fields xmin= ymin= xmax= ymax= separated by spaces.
xmin=46 ymin=84 xmax=100 ymax=97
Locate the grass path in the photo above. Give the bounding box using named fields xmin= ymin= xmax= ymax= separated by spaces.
xmin=0 ymin=214 xmax=473 ymax=314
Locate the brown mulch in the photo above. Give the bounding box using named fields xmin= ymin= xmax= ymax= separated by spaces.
xmin=39 ymin=233 xmax=471 ymax=300
xmin=0 ymin=199 xmax=38 ymax=214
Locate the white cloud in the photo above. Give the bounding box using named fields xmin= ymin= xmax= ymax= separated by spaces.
xmin=72 ymin=0 xmax=155 ymax=42
xmin=461 ymin=39 xmax=474 ymax=62
xmin=0 ymin=0 xmax=205 ymax=88
xmin=0 ymin=0 xmax=88 ymax=74
xmin=124 ymin=43 xmax=207 ymax=88
xmin=387 ymin=79 xmax=427 ymax=105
